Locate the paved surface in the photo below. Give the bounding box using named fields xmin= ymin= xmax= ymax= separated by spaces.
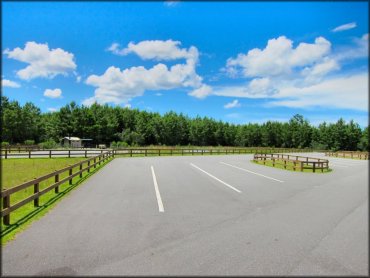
xmin=2 ymin=153 xmax=368 ymax=276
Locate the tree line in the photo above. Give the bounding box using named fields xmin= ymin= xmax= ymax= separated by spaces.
xmin=1 ymin=96 xmax=368 ymax=151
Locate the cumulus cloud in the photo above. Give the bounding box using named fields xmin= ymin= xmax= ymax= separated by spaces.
xmin=2 ymin=79 xmax=21 ymax=88
xmin=332 ymin=22 xmax=357 ymax=32
xmin=44 ymin=88 xmax=62 ymax=98
xmin=224 ymin=99 xmax=241 ymax=109
xmin=3 ymin=42 xmax=76 ymax=80
xmin=217 ymin=34 xmax=368 ymax=111
xmin=107 ymin=40 xmax=198 ymax=62
xmin=226 ymin=36 xmax=331 ymax=78
xmin=188 ymin=84 xmax=212 ymax=99
xmin=86 ymin=40 xmax=208 ymax=104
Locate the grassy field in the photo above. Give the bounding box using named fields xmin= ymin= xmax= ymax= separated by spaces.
xmin=252 ymin=159 xmax=332 ymax=173
xmin=1 ymin=157 xmax=113 ymax=244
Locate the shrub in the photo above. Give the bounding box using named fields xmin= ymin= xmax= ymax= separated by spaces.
xmin=1 ymin=141 xmax=10 ymax=147
xmin=38 ymin=139 xmax=58 ymax=149
xmin=118 ymin=141 xmax=129 ymax=148
xmin=24 ymin=140 xmax=35 ymax=145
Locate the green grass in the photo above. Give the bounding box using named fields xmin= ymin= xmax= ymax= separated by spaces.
xmin=1 ymin=157 xmax=113 ymax=245
xmin=252 ymin=159 xmax=332 ymax=173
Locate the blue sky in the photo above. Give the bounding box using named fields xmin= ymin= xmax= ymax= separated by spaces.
xmin=2 ymin=1 xmax=369 ymax=127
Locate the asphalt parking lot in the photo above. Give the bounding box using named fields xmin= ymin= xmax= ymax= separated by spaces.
xmin=2 ymin=153 xmax=368 ymax=276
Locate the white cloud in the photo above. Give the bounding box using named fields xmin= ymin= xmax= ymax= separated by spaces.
xmin=268 ymin=73 xmax=368 ymax=111
xmin=86 ymin=40 xmax=209 ymax=104
xmin=107 ymin=40 xmax=198 ymax=62
xmin=84 ymin=61 xmax=203 ymax=105
xmin=332 ymin=22 xmax=357 ymax=32
xmin=226 ymin=36 xmax=331 ymax=78
xmin=224 ymin=99 xmax=241 ymax=109
xmin=3 ymin=42 xmax=76 ymax=80
xmin=2 ymin=79 xmax=21 ymax=88
xmin=214 ymin=73 xmax=368 ymax=111
xmin=164 ymin=1 xmax=180 ymax=7
xmin=76 ymin=75 xmax=82 ymax=83
xmin=335 ymin=33 xmax=369 ymax=61
xmin=47 ymin=107 xmax=59 ymax=112
xmin=44 ymin=88 xmax=62 ymax=99
xmin=188 ymin=84 xmax=212 ymax=99
xmin=217 ymin=34 xmax=368 ymax=111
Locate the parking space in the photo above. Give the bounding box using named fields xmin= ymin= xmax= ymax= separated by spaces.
xmin=2 ymin=154 xmax=368 ymax=276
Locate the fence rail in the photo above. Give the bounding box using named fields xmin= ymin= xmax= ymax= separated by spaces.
xmin=325 ymin=151 xmax=369 ymax=160
xmin=113 ymin=147 xmax=313 ymax=157
xmin=253 ymin=153 xmax=329 ymax=172
xmin=1 ymin=151 xmax=114 ymax=225
xmin=1 ymin=149 xmax=110 ymax=159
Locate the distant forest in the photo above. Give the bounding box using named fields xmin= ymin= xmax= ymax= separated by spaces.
xmin=1 ymin=96 xmax=369 ymax=151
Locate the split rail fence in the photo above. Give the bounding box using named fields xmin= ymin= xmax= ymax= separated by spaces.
xmin=1 ymin=151 xmax=114 ymax=225
xmin=325 ymin=151 xmax=369 ymax=160
xmin=253 ymin=153 xmax=329 ymax=172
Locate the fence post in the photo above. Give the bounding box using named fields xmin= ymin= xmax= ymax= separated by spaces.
xmin=49 ymin=150 xmax=52 ymax=158
xmin=55 ymin=172 xmax=59 ymax=193
xmin=130 ymin=149 xmax=133 ymax=157
xmin=94 ymin=158 xmax=96 ymax=168
xmin=3 ymin=194 xmax=10 ymax=225
xmin=192 ymin=149 xmax=194 ymax=155
xmin=284 ymin=160 xmax=286 ymax=169
xmin=68 ymin=150 xmax=71 ymax=158
xmin=29 ymin=150 xmax=31 ymax=159
xmin=5 ymin=149 xmax=7 ymax=159
xmin=201 ymin=150 xmax=204 ymax=155
xmin=313 ymin=162 xmax=316 ymax=173
xmin=69 ymin=167 xmax=73 ymax=185
xmin=88 ymin=160 xmax=91 ymax=172
xmin=34 ymin=181 xmax=39 ymax=207
xmin=145 ymin=149 xmax=147 ymax=157
xmin=79 ymin=163 xmax=83 ymax=178
xmin=158 ymin=149 xmax=161 ymax=156
xmin=85 ymin=150 xmax=87 ymax=158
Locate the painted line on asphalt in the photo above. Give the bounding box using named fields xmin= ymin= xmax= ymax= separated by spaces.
xmin=220 ymin=162 xmax=284 ymax=183
xmin=190 ymin=163 xmax=242 ymax=193
xmin=151 ymin=166 xmax=164 ymax=212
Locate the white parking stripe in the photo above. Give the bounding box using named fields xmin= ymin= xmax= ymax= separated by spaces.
xmin=220 ymin=162 xmax=284 ymax=183
xmin=190 ymin=163 xmax=242 ymax=193
xmin=151 ymin=166 xmax=164 ymax=212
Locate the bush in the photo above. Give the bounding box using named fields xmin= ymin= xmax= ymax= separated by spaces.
xmin=1 ymin=141 xmax=10 ymax=147
xmin=38 ymin=139 xmax=58 ymax=149
xmin=110 ymin=141 xmax=117 ymax=148
xmin=24 ymin=140 xmax=35 ymax=145
xmin=118 ymin=141 xmax=129 ymax=148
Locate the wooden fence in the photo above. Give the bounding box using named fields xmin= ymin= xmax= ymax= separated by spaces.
xmin=113 ymin=147 xmax=313 ymax=157
xmin=1 ymin=149 xmax=109 ymax=159
xmin=325 ymin=151 xmax=369 ymax=160
xmin=1 ymin=151 xmax=114 ymax=225
xmin=253 ymin=153 xmax=329 ymax=172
